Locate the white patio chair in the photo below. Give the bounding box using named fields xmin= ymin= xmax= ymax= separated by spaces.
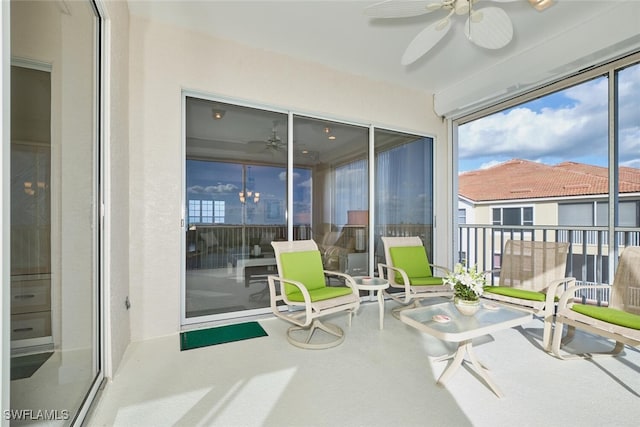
xmin=377 ymin=236 xmax=452 ymax=315
xmin=268 ymin=240 xmax=360 ymax=349
xmin=483 ymin=239 xmax=574 ymax=351
xmin=550 ymin=246 xmax=640 ymax=359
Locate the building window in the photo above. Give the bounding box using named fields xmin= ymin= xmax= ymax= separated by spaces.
xmin=214 ymin=200 xmax=225 ymax=223
xmin=458 ymin=208 xmax=467 ymax=224
xmin=188 ymin=199 xmax=219 ymax=224
xmin=492 ymin=207 xmax=533 ymax=226
xmin=201 ymin=200 xmax=213 ymax=223
xmin=188 ymin=200 xmax=200 ymax=224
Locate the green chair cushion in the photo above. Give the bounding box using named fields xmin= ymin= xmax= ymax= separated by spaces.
xmin=410 ymin=276 xmax=446 ymax=286
xmin=483 ymin=286 xmax=547 ymax=302
xmin=571 ymin=304 xmax=640 ymax=330
xmin=280 ymin=250 xmax=327 ymax=296
xmin=389 ymin=246 xmax=433 ymax=284
xmin=287 ymin=286 xmax=353 ymax=303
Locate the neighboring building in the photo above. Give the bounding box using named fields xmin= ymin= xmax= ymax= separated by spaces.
xmin=458 ymin=159 xmax=640 ymax=282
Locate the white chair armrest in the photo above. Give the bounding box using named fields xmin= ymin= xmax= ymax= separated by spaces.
xmin=544 ymin=277 xmax=576 ymax=306
xmin=557 ymin=283 xmax=611 ymax=310
xmin=377 ymin=263 xmax=411 ymax=289
xmin=323 ymin=270 xmax=359 ymax=293
xmin=429 ymin=263 xmax=451 ymax=275
xmin=267 ymin=275 xmax=313 ymax=326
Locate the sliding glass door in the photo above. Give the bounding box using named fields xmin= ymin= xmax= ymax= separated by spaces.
xmin=183 ymin=96 xmax=434 ymax=323
xmin=375 ymin=130 xmax=435 ymax=270
xmin=293 ymin=116 xmax=369 ymax=276
xmin=184 ymin=98 xmax=289 ymax=319
xmin=10 ymin=1 xmax=102 ymax=424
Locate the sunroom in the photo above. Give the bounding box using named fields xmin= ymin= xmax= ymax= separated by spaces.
xmin=2 ymin=1 xmax=640 ymax=425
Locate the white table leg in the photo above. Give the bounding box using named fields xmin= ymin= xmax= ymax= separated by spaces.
xmin=377 ymin=290 xmax=385 ymax=330
xmin=436 ymin=339 xmax=504 ymax=398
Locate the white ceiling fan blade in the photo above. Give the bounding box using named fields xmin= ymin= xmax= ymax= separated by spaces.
xmin=464 ymin=7 xmax=513 ymax=50
xmin=401 ymin=19 xmax=452 ymax=65
xmin=364 ymin=0 xmax=442 ymax=18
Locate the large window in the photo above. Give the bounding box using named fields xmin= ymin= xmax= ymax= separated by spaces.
xmin=457 ymin=55 xmax=640 ymax=287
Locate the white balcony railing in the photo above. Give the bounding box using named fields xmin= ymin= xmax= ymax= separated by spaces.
xmin=458 ymin=224 xmax=640 ymax=306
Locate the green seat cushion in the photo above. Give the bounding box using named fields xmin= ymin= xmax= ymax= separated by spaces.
xmin=389 ymin=246 xmax=433 ymax=285
xmin=410 ymin=276 xmax=446 ymax=287
xmin=280 ymin=250 xmax=327 ymax=297
xmin=287 ymin=286 xmax=353 ymax=303
xmin=571 ymin=304 xmax=640 ymax=330
xmin=483 ymin=286 xmax=547 ymax=302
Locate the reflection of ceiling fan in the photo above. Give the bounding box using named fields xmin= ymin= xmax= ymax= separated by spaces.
xmin=365 ymin=0 xmax=553 ymax=65
xmin=248 ymin=121 xmax=286 ymax=154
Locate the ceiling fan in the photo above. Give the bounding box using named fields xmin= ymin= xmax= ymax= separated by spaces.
xmin=248 ymin=121 xmax=286 ymax=154
xmin=365 ymin=0 xmax=554 ymax=65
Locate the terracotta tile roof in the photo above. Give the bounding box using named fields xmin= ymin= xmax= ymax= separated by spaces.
xmin=459 ymin=159 xmax=640 ymax=202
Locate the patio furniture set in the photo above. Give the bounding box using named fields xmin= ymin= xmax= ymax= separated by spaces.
xmin=266 ymin=237 xmax=640 ymax=397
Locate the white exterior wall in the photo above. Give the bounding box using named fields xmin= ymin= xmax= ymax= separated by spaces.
xmin=128 ymin=16 xmax=448 ymax=341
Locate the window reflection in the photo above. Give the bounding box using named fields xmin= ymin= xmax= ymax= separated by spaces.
xmin=375 ymin=131 xmax=434 ymax=269
xmin=184 ymin=99 xmax=435 ymax=318
xmin=293 ymin=115 xmax=369 ymax=276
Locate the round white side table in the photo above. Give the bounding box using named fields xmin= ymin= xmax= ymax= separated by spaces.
xmin=352 ymin=276 xmax=390 ymax=330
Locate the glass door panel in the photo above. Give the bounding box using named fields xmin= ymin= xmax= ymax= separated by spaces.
xmin=374 ymin=130 xmax=434 ymax=272
xmin=616 ymin=63 xmax=640 ymax=253
xmin=293 ymin=116 xmax=369 ymax=275
xmin=10 ymin=0 xmax=101 ymax=424
xmin=184 ymin=98 xmax=288 ymax=318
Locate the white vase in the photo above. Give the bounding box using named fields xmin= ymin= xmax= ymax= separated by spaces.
xmin=454 ymin=297 xmax=480 ymax=316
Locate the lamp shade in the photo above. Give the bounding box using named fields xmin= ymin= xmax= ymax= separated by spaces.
xmin=347 ymin=210 xmax=368 ymax=225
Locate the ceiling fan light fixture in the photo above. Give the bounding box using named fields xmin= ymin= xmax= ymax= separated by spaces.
xmin=470 ymin=10 xmax=482 ymax=24
xmin=454 ymin=0 xmax=470 ymax=15
xmin=528 ymin=0 xmax=554 ymax=12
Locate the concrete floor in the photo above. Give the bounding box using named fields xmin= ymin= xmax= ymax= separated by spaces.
xmin=88 ymin=299 xmax=640 ymax=427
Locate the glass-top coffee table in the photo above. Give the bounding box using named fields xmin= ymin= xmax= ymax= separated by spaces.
xmin=400 ymin=300 xmax=532 ymax=397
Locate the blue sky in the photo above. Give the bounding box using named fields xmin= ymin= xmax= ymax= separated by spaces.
xmin=458 ymin=63 xmax=640 ymax=173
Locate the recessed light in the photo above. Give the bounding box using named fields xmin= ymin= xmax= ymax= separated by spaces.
xmin=212 ymin=108 xmax=226 ymax=120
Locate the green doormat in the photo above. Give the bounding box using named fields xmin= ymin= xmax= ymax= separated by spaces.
xmin=11 ymin=352 xmax=53 ymax=380
xmin=180 ymin=321 xmax=268 ymax=351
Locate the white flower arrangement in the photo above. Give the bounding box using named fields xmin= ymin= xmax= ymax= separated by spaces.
xmin=442 ymin=263 xmax=486 ymax=301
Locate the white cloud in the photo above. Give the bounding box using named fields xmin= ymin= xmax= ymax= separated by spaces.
xmin=459 ymin=66 xmax=640 ymax=168
xmin=278 ymin=171 xmax=300 ymax=181
xmin=479 ymin=160 xmax=502 ymax=169
xmin=188 ymin=183 xmax=238 ymax=194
